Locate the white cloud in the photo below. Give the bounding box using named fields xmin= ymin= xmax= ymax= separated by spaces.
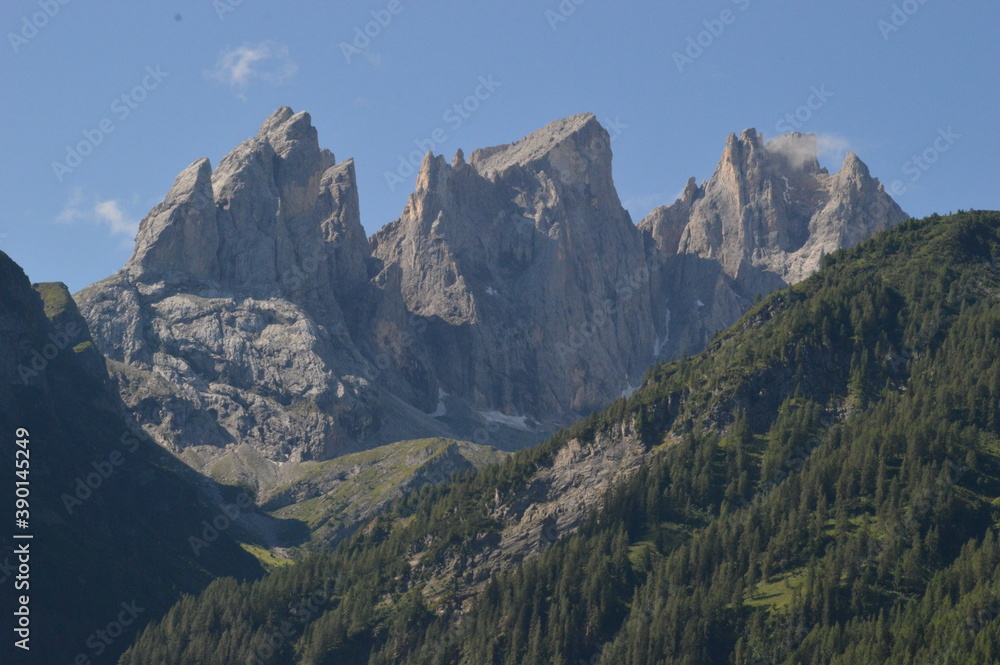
xmin=622 ymin=191 xmax=669 ymax=217
xmin=93 ymin=200 xmax=139 ymax=237
xmin=766 ymin=132 xmax=852 ymax=170
xmin=815 ymin=134 xmax=852 ymax=160
xmin=56 ymin=188 xmax=140 ymax=238
xmin=207 ymin=41 xmax=298 ymax=99
xmin=55 ymin=187 xmax=88 ymax=224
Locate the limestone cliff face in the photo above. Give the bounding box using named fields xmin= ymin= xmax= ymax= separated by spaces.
xmin=76 ymin=109 xmax=906 ymax=498
xmin=371 ymin=114 xmax=657 ymax=419
xmin=77 ymin=109 xmax=405 ymax=483
xmin=126 ymin=107 xmax=370 ymax=318
xmin=640 ymin=130 xmax=908 ymax=358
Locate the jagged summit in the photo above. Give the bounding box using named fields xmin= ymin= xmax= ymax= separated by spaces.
xmin=639 ymin=127 xmax=908 ymax=359
xmin=467 ymin=112 xmax=605 ymax=179
xmin=76 ymin=109 xmax=908 ymax=501
xmin=76 ymin=107 xmax=395 ymax=479
xmin=373 ymin=111 xmax=652 ymax=418
xmin=126 ymin=157 xmax=217 ymax=279
xmin=126 ymin=107 xmax=367 ymax=307
xmin=839 ymin=151 xmax=870 ymax=177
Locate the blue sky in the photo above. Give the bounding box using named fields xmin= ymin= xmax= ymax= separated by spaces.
xmin=1 ymin=0 xmax=997 ymax=292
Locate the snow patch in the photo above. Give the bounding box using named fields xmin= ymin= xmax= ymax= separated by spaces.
xmin=486 ymin=286 xmax=498 ymax=296
xmin=696 ymin=299 xmax=705 ymax=308
xmin=478 ymin=410 xmax=531 ymax=431
xmin=653 ymin=307 xmax=671 ymax=357
xmin=781 ymin=176 xmax=792 ymax=203
xmin=428 ymin=389 xmax=448 ymax=418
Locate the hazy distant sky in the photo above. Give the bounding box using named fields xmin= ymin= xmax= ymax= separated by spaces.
xmin=2 ymin=0 xmax=997 ymax=291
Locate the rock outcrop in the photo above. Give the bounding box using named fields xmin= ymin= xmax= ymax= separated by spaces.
xmin=77 ymin=109 xmax=907 ymax=500
xmin=77 ymin=109 xmax=443 ymax=492
xmin=640 ymin=129 xmax=908 ymax=358
xmin=371 ymin=113 xmax=657 ymax=420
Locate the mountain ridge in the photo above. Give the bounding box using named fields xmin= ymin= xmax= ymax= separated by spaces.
xmin=116 ymin=210 xmax=1000 ymax=665
xmin=75 ymin=107 xmax=908 ymax=508
xmin=0 ymin=251 xmax=267 ymax=665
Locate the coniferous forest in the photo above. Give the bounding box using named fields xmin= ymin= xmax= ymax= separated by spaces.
xmin=115 ymin=211 xmax=1000 ymax=664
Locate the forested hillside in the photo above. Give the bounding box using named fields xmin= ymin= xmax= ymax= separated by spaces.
xmin=120 ymin=211 xmax=1000 ymax=665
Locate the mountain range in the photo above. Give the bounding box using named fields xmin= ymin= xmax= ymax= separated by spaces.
xmin=118 ymin=210 xmax=1000 ymax=665
xmin=0 ymin=108 xmax=930 ymax=664
xmin=74 ymin=108 xmax=906 ymax=504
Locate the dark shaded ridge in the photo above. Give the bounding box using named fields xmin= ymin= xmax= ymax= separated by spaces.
xmin=0 ymin=253 xmax=273 ymax=664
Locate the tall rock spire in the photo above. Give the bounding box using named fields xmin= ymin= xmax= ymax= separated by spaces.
xmin=640 ymin=128 xmax=908 ymax=358
xmin=372 ymin=113 xmax=656 ymax=418
xmin=127 ymin=108 xmax=369 ymax=314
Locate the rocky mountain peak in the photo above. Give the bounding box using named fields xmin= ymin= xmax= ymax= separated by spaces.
xmin=257 ymin=106 xmax=315 ymax=146
xmin=467 ymin=112 xmax=608 ymax=183
xmin=723 ymin=127 xmax=764 ymax=161
xmin=413 ymin=152 xmax=451 ymax=195
xmin=673 ymin=129 xmax=906 ymax=282
xmin=838 ymin=151 xmax=870 ymax=178
xmin=77 ymin=109 xmax=911 ymax=500
xmin=126 ymin=157 xmax=218 ymax=280
xmin=373 ymin=113 xmax=654 ymax=420
xmin=124 ymin=107 xmax=366 ymax=306
xmin=679 ymin=176 xmax=703 ymax=206
xmin=640 ymin=128 xmax=908 ymax=359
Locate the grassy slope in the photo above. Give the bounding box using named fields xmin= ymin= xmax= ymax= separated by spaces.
xmin=265 ymin=438 xmax=507 ymax=548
